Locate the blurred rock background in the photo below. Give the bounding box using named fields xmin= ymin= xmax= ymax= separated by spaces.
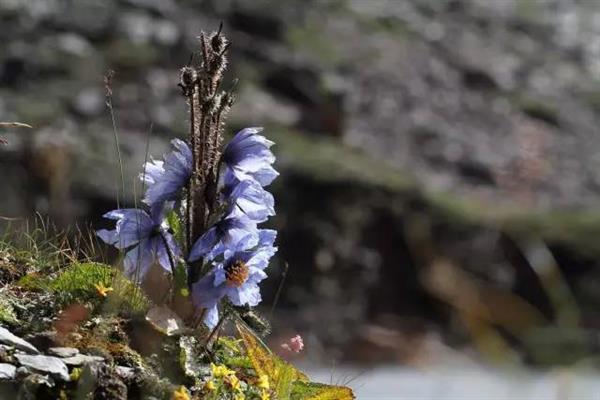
xmin=3 ymin=0 xmax=600 ymax=370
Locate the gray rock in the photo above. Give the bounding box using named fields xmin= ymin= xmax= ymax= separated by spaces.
xmin=0 ymin=327 xmax=39 ymax=354
xmin=18 ymin=373 xmax=55 ymax=398
xmin=14 ymin=354 xmax=69 ymax=382
xmin=79 ymin=362 xmax=127 ymax=399
xmin=0 ymin=363 xmax=15 ymax=380
xmin=48 ymin=347 xmax=79 ymax=358
xmin=62 ymin=354 xmax=104 ymax=366
xmin=115 ymin=366 xmax=134 ymax=380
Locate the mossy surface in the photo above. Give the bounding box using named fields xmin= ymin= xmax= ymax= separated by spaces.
xmin=0 ymin=230 xmax=329 ymax=399
xmin=268 ymin=126 xmax=600 ymax=257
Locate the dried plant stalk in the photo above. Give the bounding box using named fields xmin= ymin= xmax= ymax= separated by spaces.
xmin=179 ymin=24 xmax=235 ymax=255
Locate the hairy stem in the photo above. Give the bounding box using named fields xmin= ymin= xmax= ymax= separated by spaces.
xmin=180 ymin=26 xmax=234 ymax=283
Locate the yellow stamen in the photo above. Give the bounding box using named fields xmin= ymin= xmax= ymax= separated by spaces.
xmin=225 ymin=259 xmax=249 ymax=288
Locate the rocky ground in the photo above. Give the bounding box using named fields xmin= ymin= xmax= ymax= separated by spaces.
xmin=3 ymin=0 xmax=600 ymax=368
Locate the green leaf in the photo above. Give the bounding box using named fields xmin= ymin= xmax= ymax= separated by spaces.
xmin=235 ymin=321 xmax=355 ymax=400
xmin=291 ymin=381 xmax=355 ymax=400
xmin=173 ymin=261 xmax=189 ymax=297
xmin=166 ymin=209 xmax=185 ymax=245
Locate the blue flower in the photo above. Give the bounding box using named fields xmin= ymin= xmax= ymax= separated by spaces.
xmin=97 ymin=204 xmax=180 ymax=281
xmin=222 ymin=127 xmax=278 ymax=187
xmin=141 ymin=139 xmax=192 ymax=209
xmin=188 ymin=215 xmax=258 ymax=262
xmin=222 ymin=178 xmax=275 ymax=223
xmin=192 ymin=230 xmax=277 ymax=328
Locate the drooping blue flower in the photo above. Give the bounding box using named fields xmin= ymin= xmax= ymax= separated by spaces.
xmin=222 ymin=178 xmax=275 ymax=223
xmin=192 ymin=229 xmax=277 ymax=328
xmin=222 ymin=127 xmax=278 ymax=187
xmin=188 ymin=215 xmax=259 ymax=262
xmin=97 ymin=204 xmax=181 ymax=281
xmin=141 ymin=138 xmax=192 ymax=209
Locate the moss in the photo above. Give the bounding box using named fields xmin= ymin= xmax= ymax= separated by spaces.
xmin=266 ymin=126 xmax=600 ymax=257
xmin=0 ymin=295 xmax=17 ymax=325
xmin=103 ymin=271 xmax=151 ymax=316
xmin=50 ymin=262 xmax=113 ymax=301
xmin=16 ymin=272 xmax=49 ymax=291
xmin=266 ymin=126 xmax=415 ymax=192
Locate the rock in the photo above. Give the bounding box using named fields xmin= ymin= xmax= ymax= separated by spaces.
xmin=62 ymin=353 xmax=104 ymax=367
xmin=0 ymin=363 xmax=15 ymax=380
xmin=23 ymin=331 xmax=57 ymax=352
xmin=0 ymin=327 xmax=39 ymax=354
xmin=18 ymin=373 xmax=55 ymax=398
xmin=115 ymin=366 xmax=134 ymax=381
xmin=14 ymin=354 xmax=69 ymax=382
xmin=0 ymin=347 xmax=10 ymax=364
xmin=48 ymin=347 xmax=79 ymax=358
xmin=79 ymin=363 xmax=127 ymax=400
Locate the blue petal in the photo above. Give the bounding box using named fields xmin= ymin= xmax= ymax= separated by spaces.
xmin=258 ymin=229 xmax=277 ymax=248
xmin=203 ymin=305 xmax=220 ymax=329
xmin=188 ymin=226 xmax=219 ymax=262
xmin=140 ymin=159 xmax=164 ymax=186
xmin=227 ymin=179 xmax=275 ymax=222
xmin=225 ymin=127 xmax=272 ymax=162
xmin=98 ymin=209 xmax=153 ymax=249
xmin=222 ymin=127 xmax=278 ymax=187
xmin=189 ymin=216 xmax=259 ymax=262
xmin=213 ymin=265 xmax=227 ymax=287
xmin=221 ymin=217 xmax=259 ymax=249
xmin=226 ymin=283 xmax=261 ymax=307
xmin=156 ymin=233 xmax=181 ymax=273
xmin=123 ymin=239 xmax=155 ymax=282
xmin=246 ymin=267 xmax=268 ymax=284
xmin=252 ymin=164 xmax=279 ymax=187
xmin=96 ymin=229 xmax=118 ymax=246
xmin=142 ymin=139 xmax=192 ymax=208
xmin=191 ymin=270 xmax=218 ymax=306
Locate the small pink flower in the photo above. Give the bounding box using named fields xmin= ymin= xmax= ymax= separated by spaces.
xmin=281 ymin=334 xmax=304 ymax=353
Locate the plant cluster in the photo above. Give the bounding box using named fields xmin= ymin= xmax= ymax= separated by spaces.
xmin=97 ymin=27 xmax=278 ymax=332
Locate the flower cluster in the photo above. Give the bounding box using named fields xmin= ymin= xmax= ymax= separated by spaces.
xmin=190 ymin=127 xmax=278 ymax=328
xmin=203 ymin=363 xmax=271 ymax=400
xmin=97 ymin=128 xmax=278 ymax=329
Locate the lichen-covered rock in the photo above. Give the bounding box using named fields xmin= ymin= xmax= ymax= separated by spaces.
xmin=48 ymin=347 xmax=79 ymax=358
xmin=17 ymin=373 xmax=55 ymax=399
xmin=0 ymin=327 xmax=39 ymax=354
xmin=14 ymin=354 xmax=69 ymax=382
xmin=0 ymin=363 xmax=15 ymax=380
xmin=62 ymin=353 xmax=104 ymax=367
xmin=79 ymin=362 xmax=128 ymax=400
